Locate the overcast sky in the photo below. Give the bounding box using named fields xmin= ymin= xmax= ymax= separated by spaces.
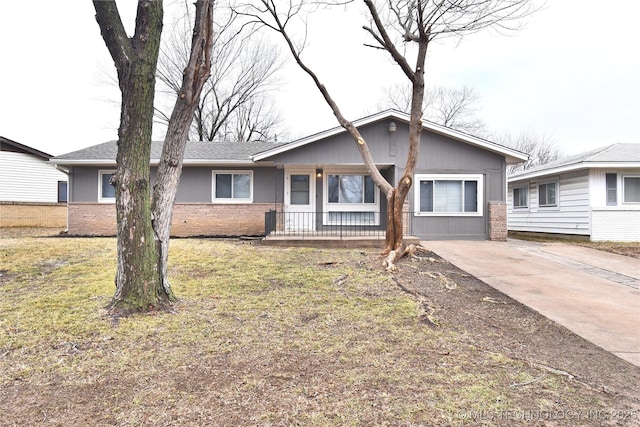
xmin=1 ymin=1 xmax=638 ymax=156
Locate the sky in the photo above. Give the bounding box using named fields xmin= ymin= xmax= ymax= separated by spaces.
xmin=0 ymin=1 xmax=638 ymax=157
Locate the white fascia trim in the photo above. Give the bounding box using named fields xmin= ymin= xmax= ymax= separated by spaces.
xmin=508 ymin=162 xmax=640 ymax=182
xmin=252 ymin=109 xmax=528 ymax=163
xmin=252 ymin=110 xmax=407 ymax=161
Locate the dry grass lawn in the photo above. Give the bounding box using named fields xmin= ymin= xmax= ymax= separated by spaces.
xmin=1 ymin=234 xmax=639 ymax=426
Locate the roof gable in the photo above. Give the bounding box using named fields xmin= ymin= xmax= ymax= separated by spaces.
xmin=1 ymin=136 xmax=53 ymax=159
xmin=253 ymin=110 xmax=528 ymax=164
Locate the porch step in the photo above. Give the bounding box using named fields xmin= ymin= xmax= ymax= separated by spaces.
xmin=261 ymin=235 xmax=420 ymax=249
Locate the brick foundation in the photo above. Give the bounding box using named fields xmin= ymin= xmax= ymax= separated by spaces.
xmin=0 ymin=202 xmax=67 ymax=228
xmin=488 ymin=201 xmax=507 ymax=241
xmin=67 ymin=203 xmax=276 ymax=237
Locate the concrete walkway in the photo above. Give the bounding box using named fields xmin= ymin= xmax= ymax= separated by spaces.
xmin=426 ymin=239 xmax=640 ymax=368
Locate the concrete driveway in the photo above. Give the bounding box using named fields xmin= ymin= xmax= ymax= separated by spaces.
xmin=427 ymin=239 xmax=640 ymax=367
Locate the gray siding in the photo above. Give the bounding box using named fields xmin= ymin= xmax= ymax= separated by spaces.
xmin=71 ymin=166 xmax=283 ymax=204
xmin=270 ymin=120 xmax=507 ymax=240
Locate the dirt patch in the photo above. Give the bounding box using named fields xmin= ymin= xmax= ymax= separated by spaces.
xmin=1 ymin=240 xmax=639 ymax=426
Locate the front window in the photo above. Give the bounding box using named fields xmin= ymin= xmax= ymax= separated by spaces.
xmin=324 ymin=172 xmax=379 ymax=225
xmin=99 ymin=170 xmax=116 ymax=203
xmin=415 ymin=174 xmax=483 ymax=216
xmin=538 ymin=182 xmax=557 ymax=207
xmin=213 ymin=171 xmax=252 ymax=202
xmin=328 ymin=174 xmax=375 ymax=204
xmin=513 ymin=186 xmax=528 ymax=208
xmin=623 ymin=176 xmax=640 ymax=203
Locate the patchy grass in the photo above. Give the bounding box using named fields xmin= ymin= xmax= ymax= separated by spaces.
xmin=1 ymin=236 xmax=639 ymax=426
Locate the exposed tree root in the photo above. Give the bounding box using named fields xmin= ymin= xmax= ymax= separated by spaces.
xmin=383 ymin=243 xmax=428 ymax=271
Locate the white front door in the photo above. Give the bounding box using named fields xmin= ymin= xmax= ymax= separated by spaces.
xmin=284 ymin=170 xmax=315 ymax=231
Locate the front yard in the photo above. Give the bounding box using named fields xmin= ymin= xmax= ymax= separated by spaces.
xmin=0 ymin=236 xmax=638 ymax=425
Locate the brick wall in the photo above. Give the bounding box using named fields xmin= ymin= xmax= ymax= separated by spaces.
xmin=488 ymin=201 xmax=507 ymax=241
xmin=67 ymin=203 xmax=276 ymax=236
xmin=591 ymin=207 xmax=640 ymax=242
xmin=0 ymin=202 xmax=67 ymax=228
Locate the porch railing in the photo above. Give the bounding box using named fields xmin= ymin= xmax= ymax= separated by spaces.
xmin=264 ymin=210 xmax=410 ymax=238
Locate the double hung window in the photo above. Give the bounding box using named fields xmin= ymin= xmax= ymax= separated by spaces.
xmin=513 ymin=186 xmax=528 ymax=208
xmin=538 ymin=182 xmax=557 ymax=207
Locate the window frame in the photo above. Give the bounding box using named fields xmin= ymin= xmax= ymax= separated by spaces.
xmin=512 ymin=185 xmax=528 ymax=209
xmin=322 ymin=169 xmax=380 ymax=225
xmin=606 ymin=173 xmax=618 ymax=206
xmin=538 ymin=180 xmax=558 ymax=208
xmin=414 ymin=174 xmax=484 ymax=217
xmin=212 ymin=170 xmax=253 ymax=203
xmin=98 ymin=170 xmax=116 ymax=203
xmin=622 ymin=175 xmax=640 ymax=204
xmin=57 ymin=180 xmax=68 ymax=203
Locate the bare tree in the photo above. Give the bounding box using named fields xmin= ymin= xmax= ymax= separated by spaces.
xmin=238 ymin=0 xmax=533 ymax=268
xmin=380 ymin=84 xmax=486 ymax=135
xmin=494 ymin=130 xmax=564 ymax=174
xmin=94 ymin=0 xmax=214 ymax=315
xmin=156 ymin=2 xmax=283 ymax=142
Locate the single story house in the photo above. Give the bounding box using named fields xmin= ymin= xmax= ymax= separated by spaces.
xmin=51 ymin=110 xmax=527 ymax=240
xmin=0 ymin=136 xmax=68 ymax=228
xmin=507 ymin=143 xmax=640 ymax=242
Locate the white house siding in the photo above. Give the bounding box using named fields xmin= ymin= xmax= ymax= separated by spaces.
xmin=589 ymin=169 xmax=640 ymax=241
xmin=0 ymin=151 xmax=67 ymax=203
xmin=591 ymin=207 xmax=640 ymax=241
xmin=508 ymin=171 xmax=590 ymax=235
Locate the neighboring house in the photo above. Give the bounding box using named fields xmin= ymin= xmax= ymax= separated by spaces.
xmin=51 ymin=110 xmax=527 ymax=240
xmin=0 ymin=136 xmax=68 ymax=228
xmin=507 ymin=143 xmax=640 ymax=242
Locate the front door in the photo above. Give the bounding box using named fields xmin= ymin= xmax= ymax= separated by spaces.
xmin=284 ymin=170 xmax=315 ymax=231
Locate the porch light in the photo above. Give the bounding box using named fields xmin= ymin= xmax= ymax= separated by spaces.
xmin=389 ymin=121 xmax=397 ymax=133
xmin=316 ymin=169 xmax=323 ymax=178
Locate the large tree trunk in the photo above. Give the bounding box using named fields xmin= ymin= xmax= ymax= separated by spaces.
xmin=152 ymin=0 xmax=214 ymax=298
xmin=94 ymin=1 xmax=169 ymax=314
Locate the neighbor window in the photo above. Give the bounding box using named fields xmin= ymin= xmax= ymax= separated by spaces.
xmin=513 ymin=186 xmax=528 ymax=208
xmin=623 ymin=176 xmax=640 ymax=203
xmin=57 ymin=181 xmax=68 ymax=203
xmin=212 ymin=171 xmax=252 ymax=202
xmin=538 ymin=182 xmax=557 ymax=207
xmin=99 ymin=170 xmax=116 ymax=202
xmin=415 ymin=174 xmax=483 ymax=216
xmin=328 ymin=174 xmax=375 ymax=204
xmin=606 ymin=173 xmax=617 ymax=206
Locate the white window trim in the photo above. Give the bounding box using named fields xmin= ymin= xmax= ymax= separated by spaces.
xmin=322 ymin=169 xmax=380 ymax=225
xmin=98 ymin=169 xmax=116 ymax=203
xmin=414 ymin=174 xmax=484 ymax=217
xmin=622 ymin=175 xmax=640 ymax=204
xmin=513 ymin=185 xmax=529 ymax=209
xmin=538 ymin=180 xmax=559 ymax=208
xmin=212 ymin=170 xmax=253 ymax=203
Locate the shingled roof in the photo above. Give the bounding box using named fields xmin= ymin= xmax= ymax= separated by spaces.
xmin=52 ymin=140 xmax=289 ymax=165
xmin=509 ymin=143 xmax=640 ymax=181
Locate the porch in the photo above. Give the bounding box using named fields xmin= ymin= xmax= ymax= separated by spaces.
xmin=262 ymin=210 xmax=420 ymax=248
